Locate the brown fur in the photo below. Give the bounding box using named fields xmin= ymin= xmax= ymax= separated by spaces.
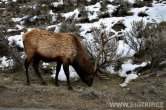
xmin=23 ymin=29 xmax=96 ymax=90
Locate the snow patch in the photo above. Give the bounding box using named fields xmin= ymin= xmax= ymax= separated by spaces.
xmin=8 ymin=35 xmax=24 ymax=48
xmin=119 ymin=73 xmax=138 ymax=87
xmin=117 ymin=40 xmax=135 ymax=57
xmin=12 ymin=18 xmax=22 ymax=22
xmin=15 ymin=24 xmax=24 ymax=30
xmin=51 ymin=65 xmax=79 ymax=81
xmin=63 ymin=9 xmax=80 ymax=19
xmin=119 ymin=61 xmax=148 ymax=77
xmin=0 ymin=57 xmax=13 ymax=69
xmin=119 ymin=61 xmax=148 ymax=87
xmin=52 ymin=0 xmax=63 ymax=7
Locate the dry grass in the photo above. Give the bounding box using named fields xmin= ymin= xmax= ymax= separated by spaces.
xmin=0 ymin=71 xmax=165 ymax=109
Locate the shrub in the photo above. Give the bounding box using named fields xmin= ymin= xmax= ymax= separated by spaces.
xmin=0 ymin=25 xmax=10 ymax=57
xmin=98 ymin=11 xmax=110 ymax=19
xmin=8 ymin=40 xmax=24 ymax=72
xmin=112 ymin=21 xmax=126 ymax=31
xmin=17 ymin=0 xmax=31 ymax=4
xmin=23 ymin=14 xmax=52 ymax=26
xmin=78 ymin=7 xmax=89 ymax=23
xmin=133 ymin=0 xmax=152 ymax=8
xmin=100 ymin=0 xmax=109 ymax=11
xmin=124 ymin=20 xmax=146 ymax=53
xmin=6 ymin=1 xmax=21 ymax=17
xmin=54 ymin=13 xmax=64 ymax=23
xmin=59 ymin=20 xmax=80 ymax=36
xmin=138 ymin=11 xmax=148 ymax=17
xmin=0 ymin=37 xmax=10 ymax=57
xmin=85 ymin=24 xmax=119 ymax=70
xmin=58 ymin=1 xmax=75 ymax=13
xmin=0 ymin=34 xmax=23 ymax=72
xmin=124 ymin=20 xmax=166 ymax=72
xmin=133 ymin=0 xmax=145 ymax=8
xmin=112 ymin=0 xmax=133 ymax=17
xmin=76 ymin=0 xmax=100 ymax=6
xmin=10 ymin=49 xmax=24 ymax=72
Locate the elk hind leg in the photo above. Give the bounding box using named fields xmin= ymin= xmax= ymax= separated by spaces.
xmin=55 ymin=61 xmax=62 ymax=86
xmin=24 ymin=58 xmax=32 ymax=86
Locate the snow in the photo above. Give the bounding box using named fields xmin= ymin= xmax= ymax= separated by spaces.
xmin=8 ymin=35 xmax=23 ymax=48
xmin=118 ymin=61 xmax=148 ymax=87
xmin=51 ymin=65 xmax=79 ymax=81
xmin=147 ymin=3 xmax=166 ymax=22
xmin=0 ymin=57 xmax=13 ymax=69
xmin=128 ymin=0 xmax=140 ymax=3
xmin=116 ymin=40 xmax=135 ymax=57
xmin=86 ymin=2 xmax=101 ymax=21
xmin=119 ymin=73 xmax=138 ymax=87
xmin=1 ymin=0 xmax=7 ymax=2
xmin=42 ymin=62 xmax=50 ymax=69
xmin=49 ymin=10 xmax=54 ymax=15
xmin=1 ymin=0 xmax=17 ymax=3
xmin=123 ymin=2 xmax=166 ymax=31
xmin=12 ymin=18 xmax=22 ymax=22
xmin=15 ymin=24 xmax=24 ymax=30
xmin=119 ymin=61 xmax=148 ymax=77
xmin=79 ymin=23 xmax=93 ymax=41
xmin=87 ymin=0 xmax=92 ymax=2
xmin=7 ymin=29 xmax=17 ymax=32
xmin=63 ymin=9 xmax=80 ymax=19
xmin=30 ymin=16 xmax=37 ymax=22
xmin=52 ymin=0 xmax=63 ymax=7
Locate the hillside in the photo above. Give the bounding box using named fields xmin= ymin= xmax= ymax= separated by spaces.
xmin=0 ymin=0 xmax=166 ymax=109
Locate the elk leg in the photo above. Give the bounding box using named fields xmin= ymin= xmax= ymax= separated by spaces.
xmin=55 ymin=61 xmax=62 ymax=86
xmin=32 ymin=59 xmax=47 ymax=85
xmin=63 ymin=62 xmax=73 ymax=90
xmin=24 ymin=58 xmax=31 ymax=86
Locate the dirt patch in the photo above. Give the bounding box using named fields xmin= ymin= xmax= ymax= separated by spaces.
xmin=0 ymin=71 xmax=165 ymax=109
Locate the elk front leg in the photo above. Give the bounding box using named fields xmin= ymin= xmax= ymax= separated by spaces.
xmin=32 ymin=58 xmax=47 ymax=85
xmin=63 ymin=61 xmax=73 ymax=90
xmin=55 ymin=61 xmax=62 ymax=86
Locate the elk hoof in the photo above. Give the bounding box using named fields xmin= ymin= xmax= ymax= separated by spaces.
xmin=41 ymin=81 xmax=47 ymax=86
xmin=68 ymin=86 xmax=73 ymax=91
xmin=25 ymin=83 xmax=31 ymax=86
xmin=55 ymin=83 xmax=59 ymax=87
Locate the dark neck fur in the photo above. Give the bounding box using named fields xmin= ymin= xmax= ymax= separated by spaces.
xmin=71 ymin=36 xmax=95 ymax=77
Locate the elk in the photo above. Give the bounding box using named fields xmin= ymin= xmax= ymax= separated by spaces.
xmin=23 ymin=29 xmax=100 ymax=90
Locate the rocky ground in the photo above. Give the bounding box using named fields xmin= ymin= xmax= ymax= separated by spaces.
xmin=0 ymin=70 xmax=165 ymax=110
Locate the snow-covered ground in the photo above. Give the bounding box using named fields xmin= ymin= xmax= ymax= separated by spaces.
xmin=118 ymin=60 xmax=149 ymax=87
xmin=51 ymin=66 xmax=79 ymax=81
xmin=1 ymin=0 xmax=166 ymax=86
